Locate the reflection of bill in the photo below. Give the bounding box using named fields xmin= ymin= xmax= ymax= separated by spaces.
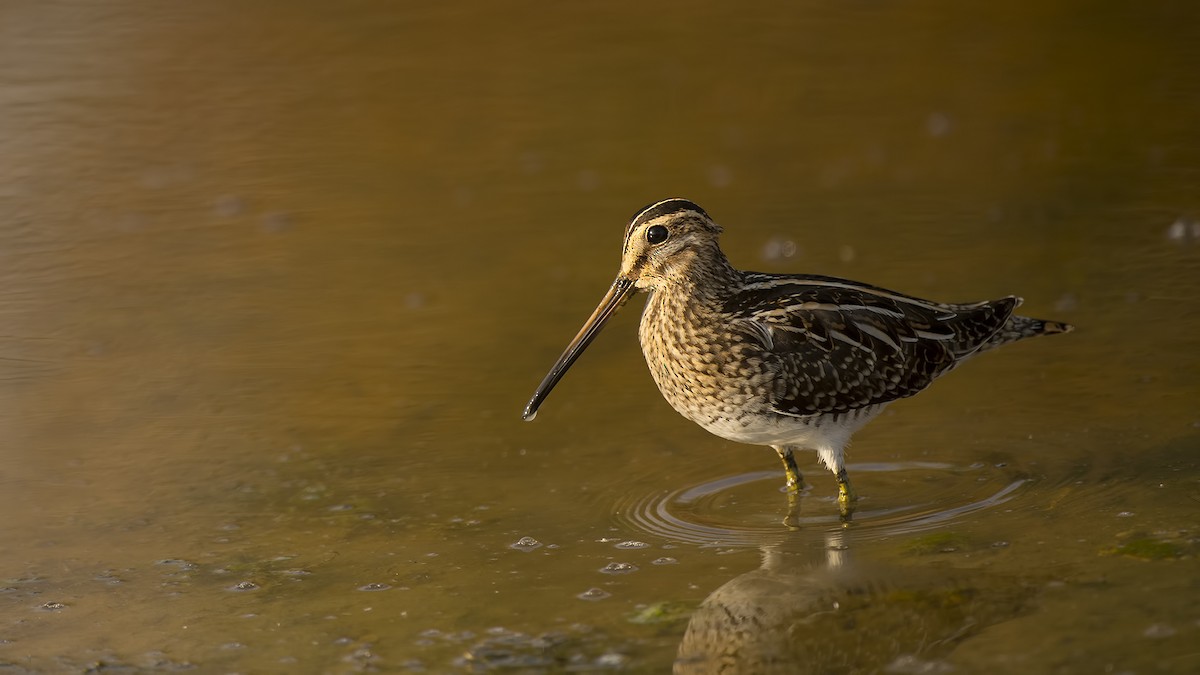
xmin=674 ymin=532 xmax=1030 ymax=674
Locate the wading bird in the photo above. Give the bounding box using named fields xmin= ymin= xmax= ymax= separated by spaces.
xmin=523 ymin=199 xmax=1071 ymax=518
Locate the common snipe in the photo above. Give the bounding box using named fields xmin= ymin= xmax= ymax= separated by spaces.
xmin=523 ymin=199 xmax=1072 ymax=517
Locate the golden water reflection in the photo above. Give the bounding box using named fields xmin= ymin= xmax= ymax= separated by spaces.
xmin=1 ymin=1 xmax=1198 ymax=671
xmin=674 ymin=533 xmax=1033 ymax=674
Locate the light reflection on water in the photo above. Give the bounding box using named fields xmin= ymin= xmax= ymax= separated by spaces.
xmin=617 ymin=467 xmax=1029 ymax=546
xmin=673 ymin=533 xmax=1036 ymax=674
xmin=1 ymin=0 xmax=1199 ymax=672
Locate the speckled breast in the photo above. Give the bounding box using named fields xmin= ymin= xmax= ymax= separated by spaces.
xmin=636 ymin=289 xmax=777 ymax=436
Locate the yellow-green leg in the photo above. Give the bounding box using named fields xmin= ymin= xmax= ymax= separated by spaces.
xmin=836 ymin=468 xmax=857 ymax=521
xmin=774 ymin=445 xmax=804 ymax=528
xmin=783 ymin=487 xmax=802 ymax=529
xmin=774 ymin=445 xmax=803 ymax=492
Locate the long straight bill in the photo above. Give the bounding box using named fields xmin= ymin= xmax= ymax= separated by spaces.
xmin=522 ymin=277 xmax=635 ymax=421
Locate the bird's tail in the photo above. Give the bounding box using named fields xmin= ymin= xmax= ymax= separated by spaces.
xmin=980 ymin=297 xmax=1074 ymax=352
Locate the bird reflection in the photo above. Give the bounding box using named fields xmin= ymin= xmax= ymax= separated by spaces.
xmin=674 ymin=532 xmax=1026 ymax=674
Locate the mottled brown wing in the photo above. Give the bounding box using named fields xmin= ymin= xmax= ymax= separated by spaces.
xmin=724 ymin=274 xmax=1018 ymax=416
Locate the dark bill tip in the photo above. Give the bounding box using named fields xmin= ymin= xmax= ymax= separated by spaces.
xmin=522 ymin=277 xmax=634 ymax=421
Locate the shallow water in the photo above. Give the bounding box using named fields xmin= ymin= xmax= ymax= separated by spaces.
xmin=2 ymin=1 xmax=1198 ymax=672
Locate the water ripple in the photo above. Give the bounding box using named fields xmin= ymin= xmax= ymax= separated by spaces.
xmin=615 ymin=463 xmax=1028 ymax=547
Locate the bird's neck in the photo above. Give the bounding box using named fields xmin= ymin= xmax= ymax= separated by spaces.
xmin=662 ymin=244 xmax=742 ymax=305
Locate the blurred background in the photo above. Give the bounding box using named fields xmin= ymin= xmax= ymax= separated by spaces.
xmin=1 ymin=1 xmax=1197 ymax=672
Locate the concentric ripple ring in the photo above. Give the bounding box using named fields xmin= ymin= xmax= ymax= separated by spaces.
xmin=615 ymin=462 xmax=1028 ymax=547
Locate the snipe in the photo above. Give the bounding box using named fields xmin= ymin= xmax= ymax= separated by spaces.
xmin=523 ymin=199 xmax=1072 ymax=518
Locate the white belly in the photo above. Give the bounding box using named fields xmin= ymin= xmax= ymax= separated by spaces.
xmin=696 ymin=404 xmax=885 ymax=449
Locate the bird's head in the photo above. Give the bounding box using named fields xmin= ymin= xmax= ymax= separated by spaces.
xmin=617 ymin=198 xmax=724 ymax=291
xmin=522 ymin=198 xmax=721 ymax=421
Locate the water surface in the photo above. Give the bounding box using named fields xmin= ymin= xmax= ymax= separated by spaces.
xmin=1 ymin=1 xmax=1198 ymax=672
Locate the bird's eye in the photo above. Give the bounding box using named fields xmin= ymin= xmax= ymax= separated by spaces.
xmin=646 ymin=225 xmax=669 ymax=245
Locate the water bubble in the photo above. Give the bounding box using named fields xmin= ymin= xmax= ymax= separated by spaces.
xmin=509 ymin=536 xmax=543 ymax=552
xmin=520 ymin=152 xmax=543 ymax=175
xmin=577 ymin=587 xmax=611 ymax=601
xmin=261 ymin=212 xmax=292 ymax=233
xmin=577 ymin=169 xmax=600 ymax=191
xmin=40 ymin=601 xmax=67 ymax=611
xmin=651 ymin=557 xmax=678 ymax=565
xmin=925 ymin=112 xmax=951 ymax=137
xmin=214 ymin=194 xmax=245 ymax=217
xmin=614 ymin=541 xmax=649 ymax=549
xmin=596 ymin=652 xmax=629 ymax=667
xmin=762 ymin=237 xmax=799 ymax=262
xmin=344 ymin=646 xmax=378 ymax=667
xmin=600 ymin=562 xmax=637 ymax=575
xmin=229 ymin=581 xmax=259 ymax=592
xmin=1143 ymin=623 xmax=1177 ymax=639
xmin=708 ymin=164 xmax=732 ymax=188
xmin=1116 ymin=511 xmax=1135 ymax=518
xmin=454 ymin=186 xmax=474 ymax=208
xmin=887 ymin=654 xmax=954 ymax=673
xmin=1166 ymin=217 xmax=1199 ymax=243
xmin=358 ymin=583 xmax=391 ymax=592
xmin=1054 ymin=292 xmax=1078 ymax=313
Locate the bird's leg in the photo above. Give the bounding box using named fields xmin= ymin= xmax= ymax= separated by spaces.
xmin=773 ymin=445 xmax=803 ymax=492
xmin=783 ymin=488 xmax=802 ymax=530
xmin=773 ymin=445 xmax=804 ymax=529
xmin=836 ymin=468 xmax=858 ymax=520
xmin=835 ymin=468 xmax=857 ymax=502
